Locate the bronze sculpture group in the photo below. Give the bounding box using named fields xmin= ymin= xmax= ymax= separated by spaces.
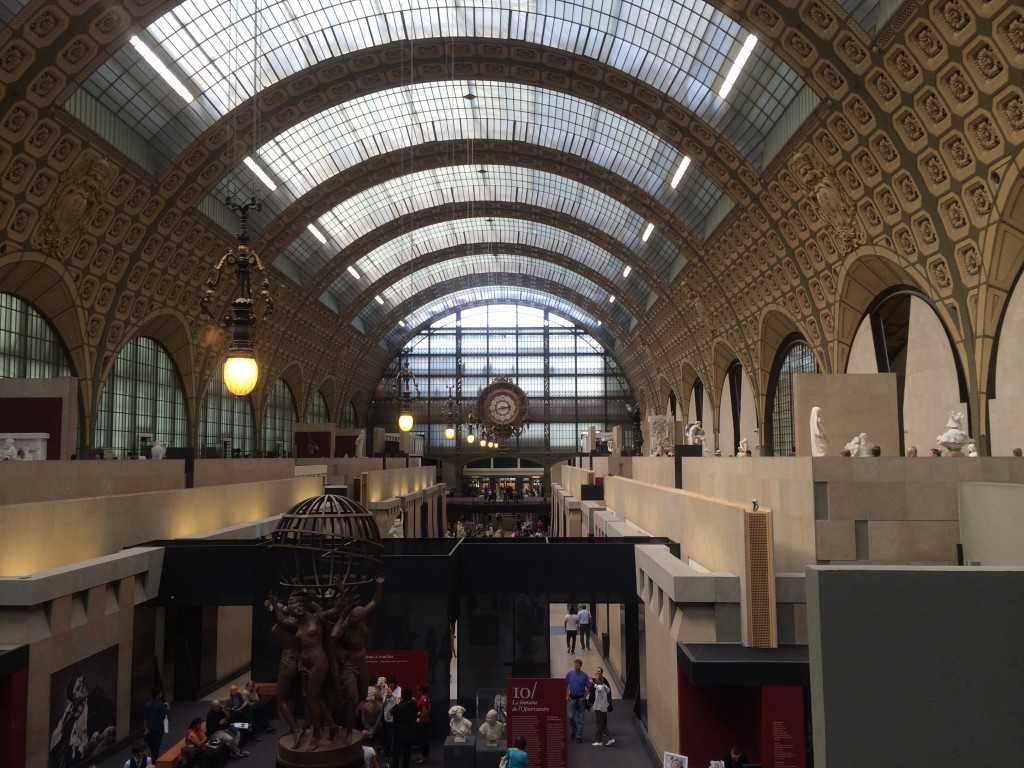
xmin=264 ymin=575 xmax=384 ymax=752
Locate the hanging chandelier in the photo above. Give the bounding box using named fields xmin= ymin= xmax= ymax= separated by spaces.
xmin=200 ymin=196 xmax=273 ymax=397
xmin=389 ymin=350 xmax=420 ymax=432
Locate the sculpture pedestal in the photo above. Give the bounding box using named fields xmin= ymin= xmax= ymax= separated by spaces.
xmin=276 ymin=727 xmax=363 ymax=768
xmin=444 ymin=734 xmax=476 ymax=768
xmin=475 ymin=740 xmax=506 ymax=768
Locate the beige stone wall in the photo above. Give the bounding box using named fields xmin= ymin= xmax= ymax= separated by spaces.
xmin=679 ymin=457 xmax=816 ymax=573
xmin=631 ymin=456 xmax=675 ymax=487
xmin=362 ymin=465 xmax=436 ymax=502
xmin=642 ymin=600 xmax=679 ymax=756
xmin=810 ymin=457 xmax=1024 ymax=565
xmin=0 ymin=476 xmax=322 ymax=576
xmin=793 ymin=373 xmax=900 ymax=458
xmin=958 ymin=482 xmax=1024 ymax=567
xmin=0 ymin=459 xmax=183 ymax=503
xmin=556 ymin=465 xmax=594 ymax=498
xmin=194 ymin=458 xmax=303 ymax=486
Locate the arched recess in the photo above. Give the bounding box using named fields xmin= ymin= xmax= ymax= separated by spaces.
xmin=763 ymin=332 xmax=818 ymax=457
xmin=714 ymin=342 xmax=757 ymax=456
xmin=667 ymin=390 xmax=679 ymax=422
xmin=846 ymin=288 xmax=969 ymax=456
xmin=710 ymin=341 xmax=737 ymax=451
xmin=984 ymin=160 xmax=1024 ymax=456
xmin=0 ymin=254 xmax=90 ymax=394
xmin=757 ymin=307 xmax=808 ymax=427
xmin=678 ymin=362 xmax=700 ymax=417
xmin=832 ymin=248 xmax=965 ymax=378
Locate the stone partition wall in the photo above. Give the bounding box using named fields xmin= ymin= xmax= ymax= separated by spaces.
xmin=362 ymin=465 xmax=436 ymax=502
xmin=0 ymin=459 xmax=184 ymax=504
xmin=0 ymin=476 xmax=323 ymax=576
xmin=679 ymin=457 xmax=817 ymax=573
xmin=793 ymin=373 xmax=900 ymax=458
xmin=193 ymin=458 xmax=301 ymax=487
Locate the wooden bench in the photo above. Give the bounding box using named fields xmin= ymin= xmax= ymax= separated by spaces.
xmin=154 ymin=723 xmax=203 ymax=768
xmin=154 ymin=684 xmax=277 ymax=768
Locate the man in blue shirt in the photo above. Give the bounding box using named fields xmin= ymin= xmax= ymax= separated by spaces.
xmin=564 ymin=659 xmax=592 ymax=743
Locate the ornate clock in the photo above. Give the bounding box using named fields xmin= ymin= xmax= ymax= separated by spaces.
xmin=475 ymin=376 xmax=530 ymax=439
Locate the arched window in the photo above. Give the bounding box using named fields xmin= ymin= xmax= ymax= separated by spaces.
xmin=199 ymin=369 xmax=255 ymax=457
xmin=340 ymin=402 xmax=358 ymax=428
xmin=305 ymin=390 xmax=329 ymax=423
xmin=95 ymin=337 xmax=189 ymax=457
xmin=765 ymin=337 xmax=819 ymax=456
xmin=367 ymin=305 xmax=634 ymax=454
xmin=263 ymin=379 xmax=297 ymax=457
xmin=0 ymin=293 xmax=73 ymax=378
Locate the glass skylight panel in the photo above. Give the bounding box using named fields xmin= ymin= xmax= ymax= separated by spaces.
xmin=76 ymin=0 xmax=810 ymax=176
xmin=284 ymin=164 xmax=684 ymax=284
xmin=354 ymin=256 xmax=630 ymax=332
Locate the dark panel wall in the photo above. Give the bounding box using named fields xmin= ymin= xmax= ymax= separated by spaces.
xmin=0 ymin=397 xmax=63 ymax=458
xmin=807 ymin=567 xmax=1024 ymax=768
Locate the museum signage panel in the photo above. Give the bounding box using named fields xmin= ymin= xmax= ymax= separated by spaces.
xmin=506 ymin=678 xmax=567 ymax=768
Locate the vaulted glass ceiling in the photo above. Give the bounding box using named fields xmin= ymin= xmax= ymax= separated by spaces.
xmin=354 ymin=253 xmax=637 ymax=333
xmin=213 ymin=80 xmax=726 ymax=239
xmin=277 ymin=164 xmax=686 ymax=286
xmin=80 ymin=0 xmax=809 ymax=171
xmin=318 ymin=217 xmax=654 ymax=315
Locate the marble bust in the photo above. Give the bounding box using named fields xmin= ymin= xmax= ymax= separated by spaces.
xmin=448 ymin=705 xmax=473 ymax=743
xmin=809 ymin=407 xmax=829 ymax=457
xmin=478 ymin=709 xmax=505 ymax=746
xmin=150 ymin=441 xmax=166 ymax=460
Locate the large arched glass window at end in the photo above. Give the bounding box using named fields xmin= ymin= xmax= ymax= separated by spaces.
xmin=0 ymin=293 xmax=74 ymax=379
xmin=765 ymin=337 xmax=819 ymax=457
xmin=199 ymin=368 xmax=255 ymax=458
xmin=94 ymin=336 xmax=189 ymax=459
xmin=263 ymin=379 xmax=298 ymax=457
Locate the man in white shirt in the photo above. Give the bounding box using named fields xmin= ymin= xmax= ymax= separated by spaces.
xmin=564 ymin=609 xmax=580 ymax=654
xmin=577 ymin=605 xmax=592 ymax=651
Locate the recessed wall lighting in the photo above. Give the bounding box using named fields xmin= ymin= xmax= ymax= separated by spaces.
xmin=642 ymin=223 xmax=655 ymax=242
xmin=306 ymin=224 xmax=327 ymax=244
xmin=347 ymin=265 xmax=360 ymax=279
xmin=670 ymin=156 xmax=692 ymax=189
xmin=375 ymin=295 xmax=385 ymax=305
xmin=623 ymin=265 xmax=632 ymax=278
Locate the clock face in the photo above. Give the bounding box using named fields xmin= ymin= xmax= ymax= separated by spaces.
xmin=487 ymin=391 xmax=519 ymax=425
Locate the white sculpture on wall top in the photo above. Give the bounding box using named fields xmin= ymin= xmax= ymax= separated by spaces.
xmin=2 ymin=438 xmax=17 ymax=460
xmin=354 ymin=429 xmax=366 ymax=458
xmin=844 ymin=433 xmax=874 ymax=457
xmin=389 ymin=515 xmax=404 ymax=538
xmin=686 ymin=421 xmax=705 ymax=447
xmin=738 ymin=437 xmax=750 ymax=456
xmin=150 ymin=441 xmax=167 ymax=460
xmin=648 ymin=414 xmax=672 ymax=456
xmin=810 ymin=407 xmax=829 ymax=457
xmin=937 ymin=411 xmax=972 ymax=456
xmin=965 ymin=443 xmax=979 ymax=457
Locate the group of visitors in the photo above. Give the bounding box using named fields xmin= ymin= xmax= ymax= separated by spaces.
xmin=565 ymin=658 xmax=615 ymax=747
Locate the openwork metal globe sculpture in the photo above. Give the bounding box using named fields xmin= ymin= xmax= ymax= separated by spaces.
xmin=269 ymin=494 xmax=383 ymax=601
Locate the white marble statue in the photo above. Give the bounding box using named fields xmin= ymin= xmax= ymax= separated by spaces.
xmin=389 ymin=515 xmax=404 ymax=538
xmin=648 ymin=414 xmax=672 ymax=456
xmin=965 ymin=443 xmax=979 ymax=457
xmin=478 ymin=709 xmax=505 ymax=746
xmin=448 ymin=705 xmax=473 ymax=743
xmin=937 ymin=411 xmax=972 ymax=456
xmin=455 ymin=520 xmax=467 ymax=538
xmin=687 ymin=421 xmax=705 ymax=447
xmin=2 ymin=438 xmax=17 ymax=461
xmin=738 ymin=437 xmax=750 ymax=456
xmin=150 ymin=441 xmax=166 ymax=460
xmin=843 ymin=433 xmax=874 ymax=457
xmin=810 ymin=407 xmax=829 ymax=457
xmin=354 ymin=429 xmax=366 ymax=458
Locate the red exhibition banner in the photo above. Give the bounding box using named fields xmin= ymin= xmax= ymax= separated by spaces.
xmin=366 ymin=650 xmax=430 ymax=692
xmin=506 ymin=678 xmax=568 ymax=768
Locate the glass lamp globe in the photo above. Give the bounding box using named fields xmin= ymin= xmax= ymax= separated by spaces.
xmin=223 ymin=355 xmax=259 ymax=396
xmin=398 ymin=410 xmax=414 ymax=432
xmin=466 ymin=432 xmax=475 ymax=444
xmin=445 ymin=425 xmax=455 ymax=440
